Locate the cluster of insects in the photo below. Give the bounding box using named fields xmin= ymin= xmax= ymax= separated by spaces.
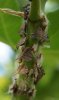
xmin=9 ymin=0 xmax=48 ymax=98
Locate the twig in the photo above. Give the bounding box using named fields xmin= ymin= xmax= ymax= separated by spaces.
xmin=0 ymin=8 xmax=24 ymax=17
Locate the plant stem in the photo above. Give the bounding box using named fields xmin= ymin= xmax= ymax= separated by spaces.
xmin=10 ymin=0 xmax=47 ymax=100
xmin=27 ymin=0 xmax=41 ymax=36
xmin=30 ymin=0 xmax=41 ymax=21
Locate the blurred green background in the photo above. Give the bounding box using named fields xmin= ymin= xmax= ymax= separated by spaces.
xmin=0 ymin=0 xmax=59 ymax=100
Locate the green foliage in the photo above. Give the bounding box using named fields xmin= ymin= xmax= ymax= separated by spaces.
xmin=0 ymin=0 xmax=23 ymax=49
xmin=45 ymin=0 xmax=59 ymax=12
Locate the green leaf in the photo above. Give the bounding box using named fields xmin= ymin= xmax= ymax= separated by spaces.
xmin=18 ymin=0 xmax=29 ymax=10
xmin=47 ymin=10 xmax=59 ymax=50
xmin=41 ymin=0 xmax=47 ymax=12
xmin=45 ymin=0 xmax=59 ymax=13
xmin=0 ymin=0 xmax=23 ymax=50
xmin=35 ymin=70 xmax=59 ymax=100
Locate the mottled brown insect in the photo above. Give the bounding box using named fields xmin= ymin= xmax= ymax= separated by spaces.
xmin=20 ymin=47 xmax=34 ymax=62
xmin=33 ymin=66 xmax=45 ymax=84
xmin=36 ymin=27 xmax=48 ymax=44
